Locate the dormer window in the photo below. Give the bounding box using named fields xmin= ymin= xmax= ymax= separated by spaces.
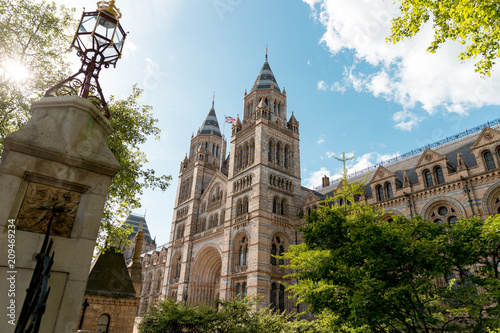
xmin=484 ymin=151 xmax=496 ymax=170
xmin=424 ymin=170 xmax=433 ymax=187
xmin=385 ymin=182 xmax=393 ymax=199
xmin=435 ymin=166 xmax=445 ymax=184
xmin=377 ymin=185 xmax=385 ymax=201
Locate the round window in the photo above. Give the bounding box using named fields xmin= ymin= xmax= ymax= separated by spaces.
xmin=438 ymin=206 xmax=448 ymax=216
xmin=434 ymin=219 xmax=443 ymax=225
xmin=448 ymin=216 xmax=458 ymax=225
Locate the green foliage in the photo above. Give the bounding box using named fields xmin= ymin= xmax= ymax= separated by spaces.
xmin=99 ymin=86 xmax=172 ymax=253
xmin=282 ymin=153 xmax=500 ymax=332
xmin=389 ymin=0 xmax=500 ymax=76
xmin=0 ymin=0 xmax=75 ymax=151
xmin=0 ymin=1 xmax=171 ymax=252
xmin=138 ymin=298 xmax=325 ymax=333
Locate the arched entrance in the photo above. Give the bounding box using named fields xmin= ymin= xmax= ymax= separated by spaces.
xmin=188 ymin=246 xmax=222 ymax=307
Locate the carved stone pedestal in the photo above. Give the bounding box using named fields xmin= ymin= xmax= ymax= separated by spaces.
xmin=0 ymin=96 xmax=120 ymax=333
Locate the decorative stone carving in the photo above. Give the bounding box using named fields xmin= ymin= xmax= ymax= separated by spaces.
xmin=425 ymin=153 xmax=433 ymax=161
xmin=16 ymin=182 xmax=81 ymax=237
xmin=484 ymin=130 xmax=493 ymax=141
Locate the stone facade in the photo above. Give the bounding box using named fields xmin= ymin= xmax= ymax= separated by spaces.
xmin=137 ymin=246 xmax=167 ymax=314
xmin=137 ymin=57 xmax=500 ymax=316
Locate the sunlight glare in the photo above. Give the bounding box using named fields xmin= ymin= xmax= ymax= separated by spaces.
xmin=1 ymin=60 xmax=29 ymax=83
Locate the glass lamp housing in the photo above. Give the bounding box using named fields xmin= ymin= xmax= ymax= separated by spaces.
xmin=72 ymin=9 xmax=126 ymax=67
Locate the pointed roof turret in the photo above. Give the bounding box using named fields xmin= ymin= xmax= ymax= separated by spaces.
xmin=288 ymin=112 xmax=298 ymax=125
xmin=251 ymin=56 xmax=280 ymax=92
xmin=200 ymin=102 xmax=222 ymax=137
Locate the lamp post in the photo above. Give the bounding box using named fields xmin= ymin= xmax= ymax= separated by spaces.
xmin=45 ymin=0 xmax=127 ymax=119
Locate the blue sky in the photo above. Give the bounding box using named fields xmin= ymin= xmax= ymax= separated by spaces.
xmin=55 ymin=0 xmax=499 ymax=245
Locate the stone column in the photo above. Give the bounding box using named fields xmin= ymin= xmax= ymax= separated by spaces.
xmin=128 ymin=222 xmax=144 ymax=297
xmin=0 ymin=96 xmax=120 ymax=333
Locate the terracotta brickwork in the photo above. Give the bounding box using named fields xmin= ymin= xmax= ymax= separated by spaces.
xmin=79 ymin=295 xmax=139 ymax=332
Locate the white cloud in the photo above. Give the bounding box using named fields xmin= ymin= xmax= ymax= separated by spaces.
xmin=317 ymin=80 xmax=327 ymax=91
xmin=392 ymin=110 xmax=425 ymax=131
xmin=306 ymin=151 xmax=401 ymax=188
xmin=305 ymin=0 xmax=500 ymax=120
xmin=326 ymin=151 xmax=336 ymax=158
xmin=303 ymin=167 xmax=333 ymax=188
xmin=317 ymin=135 xmax=325 ymax=144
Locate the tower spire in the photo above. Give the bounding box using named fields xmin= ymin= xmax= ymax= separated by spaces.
xmin=212 ymin=91 xmax=215 ymax=109
xmin=265 ymin=44 xmax=268 ymax=60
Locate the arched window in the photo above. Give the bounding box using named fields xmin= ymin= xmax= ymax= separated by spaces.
xmin=271 ymin=236 xmax=285 ymax=266
xmin=243 ymin=197 xmax=249 ymax=213
xmin=271 ymin=244 xmax=277 ymax=266
xmin=268 ymin=141 xmax=273 ymax=162
xmin=279 ymin=284 xmax=285 ymax=312
xmin=265 ymin=98 xmax=268 ymax=106
xmin=280 ymin=199 xmax=286 ymax=216
xmin=276 ymin=143 xmax=281 ymax=165
xmin=242 ymin=282 xmax=247 ymax=298
xmin=236 ymin=283 xmax=241 ymax=298
xmin=278 ymin=245 xmax=284 ymax=265
xmin=96 ymin=314 xmax=110 ymax=333
xmin=237 ymin=199 xmax=243 ymax=216
xmin=271 ymin=283 xmax=277 ymax=310
xmin=272 ymin=197 xmax=279 ymax=214
xmin=484 ymin=151 xmax=496 ymax=170
xmin=424 ymin=170 xmax=434 ymax=187
xmin=237 ymin=236 xmax=249 ymax=266
xmin=435 ymin=166 xmax=445 ymax=184
xmin=284 ymin=146 xmax=289 ymax=168
xmin=385 ymin=183 xmax=393 ymax=199
xmin=377 ymin=185 xmax=385 ymax=201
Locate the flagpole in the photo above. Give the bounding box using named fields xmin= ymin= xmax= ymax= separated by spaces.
xmin=220 ymin=117 xmax=225 ymax=172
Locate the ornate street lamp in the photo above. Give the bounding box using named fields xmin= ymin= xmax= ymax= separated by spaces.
xmin=45 ymin=0 xmax=127 ymax=118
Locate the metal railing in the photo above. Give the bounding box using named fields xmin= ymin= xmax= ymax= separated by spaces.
xmin=314 ymin=118 xmax=500 ymax=190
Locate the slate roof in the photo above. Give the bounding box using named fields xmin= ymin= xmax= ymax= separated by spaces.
xmin=123 ymin=213 xmax=154 ymax=245
xmin=85 ymin=247 xmax=137 ymax=298
xmin=200 ymin=103 xmax=222 ymax=137
xmin=317 ymin=126 xmax=492 ymax=199
xmin=251 ymin=58 xmax=281 ymax=92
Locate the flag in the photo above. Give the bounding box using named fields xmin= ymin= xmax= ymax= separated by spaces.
xmin=225 ymin=115 xmax=235 ymax=124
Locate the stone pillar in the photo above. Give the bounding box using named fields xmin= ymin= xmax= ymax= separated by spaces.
xmin=128 ymin=221 xmax=144 ymax=297
xmin=0 ymin=96 xmax=120 ymax=333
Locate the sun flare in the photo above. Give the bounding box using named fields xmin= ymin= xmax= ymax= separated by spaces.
xmin=1 ymin=60 xmax=29 ymax=83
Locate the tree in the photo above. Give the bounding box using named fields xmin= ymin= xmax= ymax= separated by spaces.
xmin=138 ymin=298 xmax=324 ymax=333
xmin=282 ymin=154 xmax=500 ymax=332
xmin=0 ymin=1 xmax=171 ymax=251
xmin=0 ymin=0 xmax=75 ymax=151
xmin=388 ymin=0 xmax=500 ymax=76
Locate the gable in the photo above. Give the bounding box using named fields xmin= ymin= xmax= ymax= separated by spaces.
xmin=303 ymin=190 xmax=321 ymax=206
xmin=415 ymin=148 xmax=446 ymax=168
xmin=370 ymin=165 xmax=395 ymax=184
xmin=199 ymin=170 xmax=228 ymax=202
xmin=472 ymin=126 xmax=500 ymax=149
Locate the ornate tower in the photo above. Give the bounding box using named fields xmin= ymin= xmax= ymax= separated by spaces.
xmin=165 ymin=101 xmax=227 ymax=301
xmin=162 ymin=56 xmax=301 ymax=312
xmin=221 ymin=55 xmax=301 ymax=310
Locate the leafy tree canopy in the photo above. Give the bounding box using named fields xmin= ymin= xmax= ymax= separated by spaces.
xmin=389 ymin=0 xmax=500 ymax=76
xmin=282 ymin=153 xmax=500 ymax=332
xmin=0 ymin=0 xmax=171 ymax=251
xmin=138 ymin=298 xmax=326 ymax=333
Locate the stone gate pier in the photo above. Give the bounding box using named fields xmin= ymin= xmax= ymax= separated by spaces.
xmin=0 ymin=96 xmax=120 ymax=333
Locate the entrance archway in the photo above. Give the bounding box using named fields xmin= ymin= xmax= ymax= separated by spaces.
xmin=188 ymin=246 xmax=222 ymax=306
